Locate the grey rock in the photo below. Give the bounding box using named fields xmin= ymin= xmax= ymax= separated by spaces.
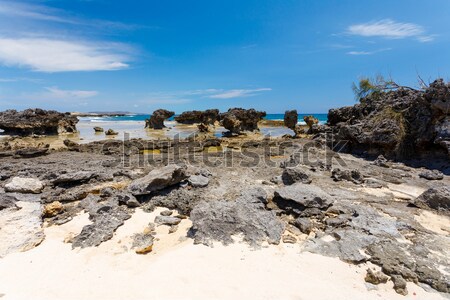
xmin=128 ymin=164 xmax=188 ymax=196
xmin=5 ymin=177 xmax=44 ymax=194
xmin=391 ymin=275 xmax=408 ymax=296
xmin=331 ymin=168 xmax=364 ymax=184
xmin=160 ymin=210 xmax=173 ymax=216
xmin=294 ymin=217 xmax=312 ymax=234
xmin=281 ymin=168 xmax=312 ymax=185
xmin=371 ymin=155 xmax=389 ymax=168
xmin=0 ymin=194 xmax=19 ymax=211
xmin=238 ymin=187 xmax=268 ymax=205
xmin=419 ymin=170 xmax=444 ymax=180
xmin=132 ymin=232 xmax=154 ymax=254
xmin=413 ymin=186 xmax=450 ymax=212
xmin=188 ymin=174 xmax=209 ymax=188
xmin=154 ymin=215 xmax=181 ymax=226
xmin=364 ymin=268 xmax=389 ymax=285
xmin=53 ymin=171 xmax=95 ymax=185
xmin=115 ymin=193 xmax=140 ymax=208
xmin=273 ymin=184 xmax=332 ymax=215
xmin=190 ymin=197 xmax=285 ymax=247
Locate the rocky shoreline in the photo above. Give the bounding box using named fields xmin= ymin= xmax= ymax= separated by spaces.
xmin=0 ymin=80 xmax=449 ymax=298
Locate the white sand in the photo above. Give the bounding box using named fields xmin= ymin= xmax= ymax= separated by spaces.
xmin=0 ymin=208 xmax=446 ymax=300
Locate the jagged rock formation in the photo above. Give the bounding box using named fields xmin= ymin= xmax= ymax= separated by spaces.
xmin=220 ymin=108 xmax=266 ymax=135
xmin=323 ymin=79 xmax=450 ymax=159
xmin=284 ymin=110 xmax=298 ymax=130
xmin=303 ymin=115 xmax=319 ymax=133
xmin=0 ymin=109 xmax=78 ymax=136
xmin=145 ymin=109 xmax=175 ymax=129
xmin=174 ymin=109 xmax=219 ymax=125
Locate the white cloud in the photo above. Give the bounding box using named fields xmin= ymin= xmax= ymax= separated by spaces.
xmin=44 ymin=87 xmax=98 ymax=99
xmin=0 ymin=37 xmax=130 ymax=72
xmin=347 ymin=48 xmax=392 ymax=56
xmin=209 ymin=88 xmax=272 ymax=99
xmin=347 ymin=19 xmax=434 ymax=42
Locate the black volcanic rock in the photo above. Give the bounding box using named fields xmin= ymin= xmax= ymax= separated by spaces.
xmin=284 ymin=110 xmax=298 ymax=130
xmin=174 ymin=109 xmax=219 ymax=125
xmin=145 ymin=109 xmax=175 ymax=129
xmin=220 ymin=108 xmax=266 ymax=134
xmin=0 ymin=108 xmax=78 ymax=136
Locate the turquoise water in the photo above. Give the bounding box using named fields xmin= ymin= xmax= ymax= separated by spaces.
xmin=82 ymin=113 xmax=328 ymax=125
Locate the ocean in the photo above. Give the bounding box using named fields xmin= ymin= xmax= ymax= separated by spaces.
xmin=82 ymin=113 xmax=328 ymax=125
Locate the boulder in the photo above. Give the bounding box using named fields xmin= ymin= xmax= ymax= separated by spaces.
xmin=5 ymin=177 xmax=44 ymax=194
xmin=0 ymin=108 xmax=78 ymax=136
xmin=412 ymin=186 xmax=449 ymax=212
xmin=190 ymin=196 xmax=284 ymax=246
xmin=128 ymin=164 xmax=188 ymax=196
xmin=188 ymin=174 xmax=209 ymax=188
xmin=220 ymin=108 xmax=266 ymax=134
xmin=145 ymin=109 xmax=175 ymax=129
xmin=281 ymin=168 xmax=312 ymax=185
xmin=273 ymin=184 xmax=332 ymax=215
xmin=105 ymin=129 xmax=118 ymax=136
xmin=418 ymin=170 xmax=444 ymax=180
xmin=284 ymin=110 xmax=298 ymax=130
xmin=174 ymin=109 xmax=219 ymax=124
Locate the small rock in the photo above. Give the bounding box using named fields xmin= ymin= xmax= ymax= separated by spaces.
xmin=160 ymin=210 xmax=173 ymax=216
xmin=0 ymin=194 xmax=19 ymax=210
xmin=93 ymin=126 xmax=104 ymax=132
xmin=294 ymin=217 xmax=312 ymax=234
xmin=419 ymin=170 xmax=444 ymax=180
xmin=273 ymin=184 xmax=332 ymax=215
xmin=105 ymin=129 xmax=118 ymax=136
xmin=168 ymin=225 xmax=178 ymax=234
xmin=5 ymin=177 xmax=44 ymax=194
xmin=331 ymin=168 xmax=364 ymax=184
xmin=154 ymin=215 xmax=181 ymax=226
xmin=188 ymin=174 xmax=209 ymax=188
xmin=371 ymin=155 xmax=389 ymax=168
xmin=282 ymin=234 xmax=297 ymax=244
xmin=43 ymin=201 xmax=64 ymax=218
xmin=132 ymin=233 xmax=154 ymax=254
xmin=281 ymin=168 xmax=312 ymax=185
xmin=364 ymin=268 xmax=389 ymax=285
xmin=391 ymin=275 xmax=408 ymax=295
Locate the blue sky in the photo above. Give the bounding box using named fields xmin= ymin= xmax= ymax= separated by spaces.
xmin=0 ymin=0 xmax=449 ymax=113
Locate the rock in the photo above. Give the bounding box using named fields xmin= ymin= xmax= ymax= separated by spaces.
xmin=93 ymin=126 xmax=104 ymax=132
xmin=220 ymin=108 xmax=266 ymax=135
xmin=154 ymin=215 xmax=181 ymax=226
xmin=282 ymin=234 xmax=297 ymax=244
xmin=364 ymin=178 xmax=387 ymax=189
xmin=294 ymin=217 xmax=312 ymax=234
xmin=303 ymin=115 xmax=319 ymax=133
xmin=284 ymin=110 xmax=298 ymax=130
xmin=0 ymin=201 xmax=44 ymax=258
xmin=52 ymin=171 xmax=95 ymax=185
xmin=325 ymin=216 xmax=349 ymax=227
xmin=371 ymin=155 xmax=389 ymax=168
xmin=132 ymin=233 xmax=154 ymax=254
xmin=188 ymin=175 xmax=209 ymax=188
xmin=5 ymin=177 xmax=44 ymax=194
xmin=43 ymin=201 xmax=63 ymax=218
xmin=238 ymin=187 xmax=268 ymax=205
xmin=391 ymin=275 xmax=408 ymax=296
xmin=63 ymin=139 xmax=80 ymax=151
xmin=168 ymin=225 xmax=178 ymax=234
xmin=419 ymin=170 xmax=444 ymax=180
xmin=128 ymin=164 xmax=188 ymax=196
xmin=412 ymin=186 xmax=449 ymax=212
xmin=281 ymin=168 xmax=312 ymax=185
xmin=105 ymin=129 xmax=118 ymax=136
xmin=160 ymin=210 xmax=173 ymax=216
xmin=115 ymin=193 xmax=140 ymax=208
xmin=331 ymin=168 xmax=364 ymax=184
xmin=0 ymin=194 xmax=19 ymax=211
xmin=273 ymin=184 xmax=332 ymax=215
xmin=364 ymin=268 xmax=389 ymax=285
xmin=72 ymin=205 xmax=131 ymax=248
xmin=0 ymin=108 xmax=78 ymax=136
xmin=174 ymin=109 xmax=219 ymax=124
xmin=145 ymin=109 xmax=175 ymax=129
xmin=14 ymin=147 xmax=49 ymax=158
xmin=190 ymin=197 xmax=285 ymax=247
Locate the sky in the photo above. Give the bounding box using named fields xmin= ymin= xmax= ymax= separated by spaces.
xmin=0 ymin=0 xmax=449 ymax=114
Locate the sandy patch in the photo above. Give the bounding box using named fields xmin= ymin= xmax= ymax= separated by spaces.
xmin=415 ymin=210 xmax=450 ymax=235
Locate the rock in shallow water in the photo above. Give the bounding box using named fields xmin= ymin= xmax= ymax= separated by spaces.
xmin=5 ymin=177 xmax=44 ymax=194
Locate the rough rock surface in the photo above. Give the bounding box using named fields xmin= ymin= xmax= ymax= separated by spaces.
xmin=303 ymin=115 xmax=319 ymax=133
xmin=0 ymin=201 xmax=44 ymax=257
xmin=324 ymin=79 xmax=450 ymax=159
xmin=190 ymin=194 xmax=284 ymax=246
xmin=220 ymin=108 xmax=266 ymax=134
xmin=174 ymin=109 xmax=219 ymax=125
xmin=154 ymin=215 xmax=181 ymax=226
xmin=128 ymin=164 xmax=188 ymax=196
xmin=412 ymin=186 xmax=450 ymax=212
xmin=43 ymin=201 xmax=64 ymax=217
xmin=273 ymin=184 xmax=332 ymax=215
xmin=105 ymin=129 xmax=118 ymax=136
xmin=284 ymin=110 xmax=298 ymax=130
xmin=0 ymin=108 xmax=78 ymax=135
xmin=331 ymin=168 xmax=364 ymax=184
xmin=188 ymin=174 xmax=209 ymax=187
xmin=145 ymin=109 xmax=175 ymax=129
xmin=419 ymin=169 xmax=444 ymax=180
xmin=5 ymin=177 xmax=44 ymax=194
xmin=132 ymin=232 xmax=154 ymax=254
xmin=0 ymin=194 xmax=19 ymax=210
xmin=281 ymin=168 xmax=312 ymax=185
